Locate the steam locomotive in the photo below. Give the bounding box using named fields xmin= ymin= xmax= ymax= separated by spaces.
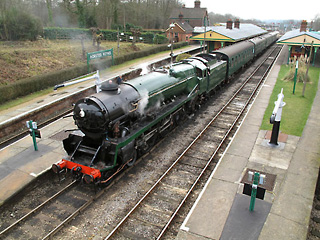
xmin=52 ymin=32 xmax=278 ymax=185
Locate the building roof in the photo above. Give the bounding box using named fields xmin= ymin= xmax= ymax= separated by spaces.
xmin=170 ymin=7 xmax=207 ymax=21
xmin=277 ymin=29 xmax=320 ymax=46
xmin=175 ymin=21 xmax=194 ymax=33
xmin=165 ymin=21 xmax=194 ymax=34
xmin=191 ymin=23 xmax=267 ymax=42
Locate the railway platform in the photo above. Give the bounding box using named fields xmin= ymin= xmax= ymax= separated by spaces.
xmin=176 ymin=46 xmax=320 ymax=239
xmin=0 ymin=45 xmax=200 ymax=206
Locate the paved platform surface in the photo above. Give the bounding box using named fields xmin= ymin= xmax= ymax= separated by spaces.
xmin=0 ymin=45 xmax=200 ymax=205
xmin=176 ymin=46 xmax=320 ymax=239
xmin=220 ymin=194 xmax=272 ymax=240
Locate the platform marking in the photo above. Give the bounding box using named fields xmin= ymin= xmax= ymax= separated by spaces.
xmin=30 ymin=166 xmax=52 ymax=178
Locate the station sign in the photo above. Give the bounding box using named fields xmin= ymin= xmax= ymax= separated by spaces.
xmin=87 ymin=49 xmax=114 ymax=72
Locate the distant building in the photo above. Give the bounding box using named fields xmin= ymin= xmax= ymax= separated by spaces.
xmin=277 ymin=20 xmax=320 ymax=65
xmin=166 ymin=21 xmax=194 ymax=43
xmin=169 ymin=0 xmax=207 ymax=28
xmin=166 ymin=0 xmax=208 ymax=42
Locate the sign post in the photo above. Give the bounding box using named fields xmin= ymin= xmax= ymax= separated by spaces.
xmin=87 ymin=49 xmax=114 ymax=72
xmin=293 ymin=60 xmax=298 ymax=94
xmin=249 ymin=172 xmax=259 ymax=211
xmin=248 ymin=171 xmax=265 ymax=211
xmin=26 ymin=120 xmax=41 ymax=151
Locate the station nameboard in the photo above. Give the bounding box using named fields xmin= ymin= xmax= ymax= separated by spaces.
xmin=87 ymin=49 xmax=114 ymax=72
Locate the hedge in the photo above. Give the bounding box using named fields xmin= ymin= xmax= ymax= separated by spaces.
xmin=43 ymin=27 xmax=167 ymax=44
xmin=0 ymin=64 xmax=88 ymax=104
xmin=0 ymin=41 xmax=188 ymax=104
xmin=43 ymin=27 xmax=91 ymax=40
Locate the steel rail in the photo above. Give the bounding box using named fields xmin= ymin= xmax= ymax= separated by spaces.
xmin=104 ymin=44 xmax=283 ymax=240
xmin=0 ymin=180 xmax=77 ymax=237
xmin=42 ymin=186 xmax=106 ymax=240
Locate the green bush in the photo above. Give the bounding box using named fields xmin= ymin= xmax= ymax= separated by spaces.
xmin=0 ymin=7 xmax=42 ymax=41
xmin=43 ymin=27 xmax=167 ymax=44
xmin=43 ymin=27 xmax=91 ymax=39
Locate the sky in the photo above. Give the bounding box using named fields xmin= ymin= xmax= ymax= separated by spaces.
xmin=181 ymin=0 xmax=320 ymax=22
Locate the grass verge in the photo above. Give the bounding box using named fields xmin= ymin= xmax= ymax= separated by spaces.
xmin=260 ymin=65 xmax=320 ymax=136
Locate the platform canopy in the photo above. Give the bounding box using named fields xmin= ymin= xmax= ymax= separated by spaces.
xmin=191 ymin=23 xmax=267 ymax=52
xmin=191 ymin=24 xmax=267 ymax=43
xmin=277 ymin=29 xmax=320 ymax=46
xmin=277 ymin=29 xmax=320 ymax=65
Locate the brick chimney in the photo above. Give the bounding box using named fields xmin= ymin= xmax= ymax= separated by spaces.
xmin=234 ymin=19 xmax=240 ymax=29
xmin=179 ymin=12 xmax=183 ymax=21
xmin=300 ymin=20 xmax=307 ymax=32
xmin=194 ymin=0 xmax=200 ymax=8
xmin=226 ymin=19 xmax=233 ymax=29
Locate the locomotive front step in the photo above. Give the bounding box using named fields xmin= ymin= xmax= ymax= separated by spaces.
xmin=77 ymin=144 xmax=98 ymax=155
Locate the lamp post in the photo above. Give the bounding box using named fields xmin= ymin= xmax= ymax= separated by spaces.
xmin=169 ymin=23 xmax=175 ymax=66
xmin=203 ymin=13 xmax=207 ymax=53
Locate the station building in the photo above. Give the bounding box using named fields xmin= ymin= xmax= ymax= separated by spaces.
xmin=166 ymin=20 xmax=194 ymax=43
xmin=190 ymin=20 xmax=267 ymax=52
xmin=277 ymin=20 xmax=320 ymax=65
xmin=167 ymin=0 xmax=207 ymax=43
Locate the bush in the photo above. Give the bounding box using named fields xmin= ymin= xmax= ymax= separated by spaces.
xmin=43 ymin=27 xmax=167 ymax=44
xmin=176 ymin=53 xmax=191 ymax=62
xmin=283 ymin=55 xmax=311 ymax=83
xmin=0 ymin=7 xmax=43 ymax=41
xmin=43 ymin=27 xmax=91 ymax=40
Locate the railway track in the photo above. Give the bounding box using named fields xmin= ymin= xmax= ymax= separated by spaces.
xmin=0 ymin=180 xmax=92 ymax=239
xmin=0 ymin=149 xmax=153 ymax=239
xmin=103 ymin=44 xmax=283 ymax=239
